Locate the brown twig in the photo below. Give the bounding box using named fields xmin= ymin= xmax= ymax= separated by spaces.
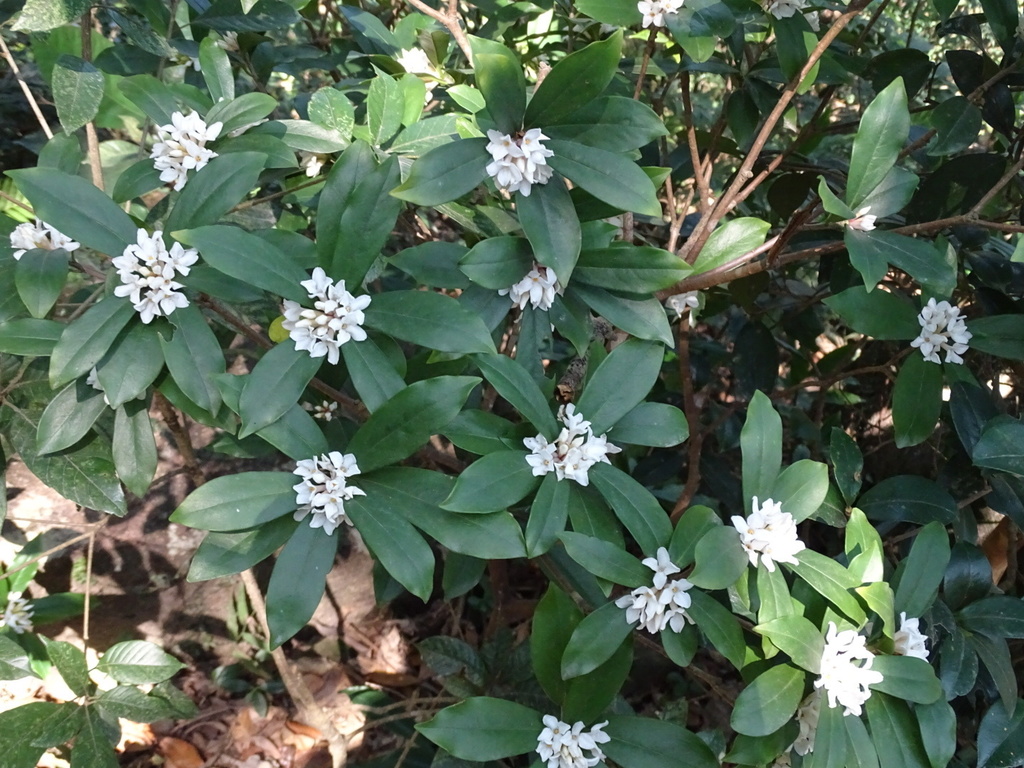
xmin=0 ymin=33 xmax=54 ymax=139
xmin=0 ymin=189 xmax=34 ymax=214
xmin=401 ymin=0 xmax=473 ymax=65
xmin=671 ymin=315 xmax=701 ymax=519
xmin=153 ymin=390 xmax=206 ymax=488
xmin=681 ymin=73 xmax=712 ymax=217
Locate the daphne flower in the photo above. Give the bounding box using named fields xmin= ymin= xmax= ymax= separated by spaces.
xmin=113 ymin=229 xmax=197 ymax=323
xmin=792 ymin=690 xmax=822 ymax=755
xmin=485 ymin=129 xmax=554 ymax=197
xmin=536 ymin=715 xmax=610 ymax=768
xmin=499 ymin=263 xmax=561 ymax=311
xmin=1 ymin=592 xmax=34 ymax=634
xmin=846 ymin=206 xmax=877 ymax=232
xmin=893 ymin=612 xmax=929 ymax=661
xmin=299 ymin=151 xmax=328 ymax=178
xmin=765 ymin=0 xmax=806 ymax=18
xmin=293 ymin=451 xmax=365 ymax=535
xmin=615 ymin=547 xmax=694 ymax=634
xmin=281 ymin=267 xmax=371 ymax=365
xmin=731 ymin=497 xmax=805 ymax=573
xmin=814 ymin=622 xmax=884 ymax=716
xmin=150 ymin=110 xmax=223 ymax=191
xmin=910 ymin=298 xmax=971 ymax=365
xmin=637 ymin=0 xmax=682 ymax=27
xmin=10 ymin=219 xmax=80 ymax=260
xmin=665 ymin=290 xmax=700 ymax=320
xmin=303 ymin=400 xmax=338 ymax=421
xmin=523 ymin=405 xmax=620 ymax=486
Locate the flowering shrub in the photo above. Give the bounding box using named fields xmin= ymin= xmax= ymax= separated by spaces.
xmin=1 ymin=0 xmax=1024 ymax=766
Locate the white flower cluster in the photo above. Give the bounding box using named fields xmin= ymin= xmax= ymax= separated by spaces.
xmin=299 ymin=151 xmax=328 ymax=178
xmin=910 ymin=298 xmax=971 ymax=365
xmin=293 ymin=451 xmax=365 ymax=535
xmin=524 ymin=404 xmax=621 ymax=487
xmin=638 ymin=0 xmax=683 ymax=28
xmin=765 ymin=0 xmax=820 ymax=30
xmin=303 ymin=400 xmax=339 ymax=421
xmin=792 ymin=690 xmax=822 ymax=756
xmin=281 ymin=267 xmax=371 ymax=365
xmin=485 ymin=128 xmax=554 ymax=197
xmin=814 ymin=622 xmax=884 ymax=716
xmin=845 ymin=205 xmax=877 ymax=232
xmin=150 ymin=110 xmax=223 ymax=191
xmin=1 ymin=592 xmax=33 ymax=634
xmin=665 ymin=290 xmax=700 ymax=320
xmin=731 ymin=497 xmax=805 ymax=573
xmin=396 ymin=48 xmax=443 ymax=103
xmin=112 ymin=229 xmax=198 ymax=324
xmin=893 ymin=612 xmax=929 ymax=660
xmin=10 ymin=219 xmax=80 ymax=261
xmin=536 ymin=715 xmax=610 ymax=768
xmin=615 ymin=547 xmax=695 ymax=634
xmin=499 ymin=263 xmax=560 ymax=311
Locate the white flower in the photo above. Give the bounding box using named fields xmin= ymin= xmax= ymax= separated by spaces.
xmin=281 ymin=267 xmax=371 ymax=365
xmin=792 ymin=690 xmax=822 ymax=755
xmin=216 ymin=31 xmax=240 ymax=52
xmin=665 ymin=290 xmax=700 ymax=320
xmin=910 ymin=298 xmax=971 ymax=365
xmin=615 ymin=546 xmax=694 ymax=634
xmin=893 ymin=612 xmax=929 ymax=661
xmin=846 ymin=206 xmax=877 ymax=232
xmin=536 ymin=715 xmax=610 ymax=768
xmin=637 ymin=0 xmax=683 ymax=27
xmin=524 ymin=404 xmax=621 ymax=487
xmin=299 ymin=151 xmax=328 ymax=178
xmin=303 ymin=400 xmax=338 ymax=421
xmin=765 ymin=0 xmax=807 ymax=18
xmin=10 ymin=219 xmax=80 ymax=260
xmin=396 ymin=48 xmax=440 ymax=79
xmin=1 ymin=592 xmax=34 ymax=634
xmin=731 ymin=496 xmax=805 ymax=573
xmin=293 ymin=451 xmax=365 ymax=535
xmin=499 ymin=263 xmax=561 ymax=311
xmin=112 ymin=229 xmax=198 ymax=323
xmin=485 ymin=129 xmax=554 ymax=197
xmin=814 ymin=622 xmax=884 ymax=716
xmin=150 ymin=110 xmax=223 ymax=191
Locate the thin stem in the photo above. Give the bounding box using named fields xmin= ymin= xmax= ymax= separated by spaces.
xmin=80 ymin=10 xmax=104 ymax=189
xmin=230 ymin=176 xmax=326 ymax=212
xmin=681 ymin=72 xmax=712 ymax=218
xmin=0 ymin=189 xmax=34 ymax=214
xmin=671 ymin=315 xmax=702 ymax=519
xmin=633 ymin=29 xmax=658 ymax=100
xmin=401 ymin=0 xmax=473 ymax=64
xmin=0 ymin=34 xmax=54 ymax=139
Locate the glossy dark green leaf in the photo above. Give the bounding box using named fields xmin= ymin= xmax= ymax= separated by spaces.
xmin=547 ymin=139 xmax=661 ymax=216
xmin=390 ymin=138 xmax=490 ymax=205
xmin=970 ymin=633 xmax=1017 ymax=713
xmin=526 ymin=472 xmax=572 ymax=557
xmin=572 ymin=284 xmax=674 ymax=346
xmin=893 ymin=522 xmax=949 ymax=618
xmin=870 ymin=655 xmax=942 ymax=704
xmin=938 ymin=628 xmax=978 ymax=699
xmin=164 ymin=152 xmax=266 ymax=233
xmin=442 ymin=450 xmax=540 ymax=513
xmin=96 ymin=320 xmax=164 ymax=407
xmin=669 ymin=505 xmax=720 ymax=568
xmin=266 ymin=522 xmax=338 ymax=647
xmin=187 ymin=516 xmax=297 ymax=582
xmin=892 ymin=354 xmax=943 ymax=448
xmin=805 ymin=699 xmax=847 ymax=768
xmin=978 ymin=699 xmax=1024 ymax=768
xmin=72 ymin=707 xmax=119 ymax=768
xmin=561 ymin=601 xmax=634 ymax=678
xmin=206 ymin=92 xmax=278 ymax=135
xmin=0 ymin=319 xmax=64 ymax=356
xmin=112 ymin=158 xmax=163 ymax=203
xmin=560 ymin=531 xmax=650 ymax=587
xmin=823 ymin=286 xmax=920 ymax=339
xmin=741 ymin=391 xmax=782 ymax=508
xmin=15 ymin=249 xmax=69 ymax=318
xmin=416 ymin=698 xmax=542 ymax=761
xmin=0 ymin=635 xmax=36 ymax=681
xmin=341 ymin=335 xmax=405 ymax=413
xmin=459 ymin=236 xmax=535 ymax=290
xmin=169 ymin=472 xmax=297 ymax=531
xmin=689 ymin=589 xmax=747 ymax=668
xmin=0 ymin=701 xmax=59 ymax=768
xmin=347 ymin=492 xmax=435 ymax=601
xmin=573 ymin=0 xmax=638 ymax=26
xmin=49 ymin=298 xmax=135 ymax=388
xmin=249 ymin=119 xmax=347 ymax=153
xmin=847 ymin=79 xmax=910 ymax=209
xmin=610 ymin=402 xmax=688 ymax=447
xmin=118 ymin=74 xmax=177 ymax=125
xmin=958 ymin=596 xmax=1024 ymax=638
xmin=858 ymin=475 xmax=957 ymax=525
xmin=691 ymin=217 xmax=770 ymax=275
xmin=971 ymin=315 xmax=1024 ymax=360
xmin=603 ymin=715 xmax=719 ymax=768
xmin=365 ymin=290 xmax=495 ymax=354
xmin=36 ymin=380 xmax=107 ymax=455
xmin=730 ymin=664 xmax=805 ymax=736
xmin=787 ymin=550 xmax=865 ymax=623
xmin=525 ymin=31 xmax=622 ymax=126
xmin=866 ymin=692 xmax=931 ymax=768
xmin=829 ymin=428 xmax=863 ymax=505
xmin=469 ymin=37 xmax=526 ymax=132
xmin=113 ymin=400 xmax=158 ymax=497
xmin=199 ymin=37 xmax=233 ymax=102
xmin=576 ymin=338 xmax=663 ymax=434
xmin=390 ymin=241 xmax=469 ymax=289
xmin=516 ymin=175 xmax=582 ymax=282
xmin=688 ymin=526 xmax=747 ymax=590
xmin=575 ymin=245 xmax=690 ymax=293
xmin=544 ymin=96 xmax=668 ymax=151
xmin=160 ymin=303 xmax=226 ymax=414
xmin=43 ymin=638 xmax=90 ymax=696
xmin=238 ymin=343 xmax=322 ymax=437
xmin=590 ymin=463 xmax=672 ymax=554
xmin=928 ymin=96 xmax=982 ymax=156
xmin=97 ymin=640 xmax=185 ymax=684
xmin=772 ymin=460 xmax=829 ymax=522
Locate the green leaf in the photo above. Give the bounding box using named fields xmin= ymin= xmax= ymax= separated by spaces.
xmin=391 ymin=241 xmax=469 ymax=289
xmin=469 ymin=38 xmax=526 ymax=133
xmin=250 ymin=119 xmax=347 ymax=153
xmin=517 ymin=176 xmax=583 ymax=282
xmin=576 ymin=338 xmax=664 ymax=434
xmin=572 ymin=284 xmax=674 ymax=346
xmin=574 ymin=0 xmax=638 ymax=26
xmin=391 ymin=114 xmax=460 ymax=154
xmin=365 ymin=291 xmax=495 ymax=354
xmin=348 ymin=375 xmax=479 ymax=472
xmin=442 ymin=451 xmax=540 ymax=513
xmin=169 ymin=472 xmax=297 ymax=531
xmin=417 ymin=698 xmax=542 ymax=761
xmin=113 ymin=401 xmax=158 ymax=497
xmin=9 ymin=168 xmax=136 ymax=256
xmin=661 ymin=624 xmax=699 ymax=668
xmin=309 ymin=88 xmax=356 ymax=139
xmin=547 ymin=139 xmax=661 ymax=216
xmin=15 ymin=249 xmax=69 ymax=319
xmin=544 ymin=96 xmax=668 ymax=152
xmin=52 ymin=55 xmax=104 ymax=134
xmin=526 ymin=472 xmax=572 ymax=557
xmin=730 ymin=664 xmax=806 ymax=736
xmin=160 ymin=303 xmax=226 ymax=414
xmin=266 ymin=522 xmax=338 ymax=647
xmin=870 ymin=655 xmax=942 ymax=704
xmin=49 ymin=298 xmax=135 ymax=389
xmin=978 ymin=699 xmax=1024 ymax=768
xmin=805 ymin=699 xmax=848 ymax=768
xmin=459 ymin=236 xmax=535 ymax=290
xmin=0 ymin=635 xmax=36 ymax=681
xmin=893 ymin=522 xmax=950 ymax=618
xmin=525 ymin=31 xmax=621 ymax=125
xmin=206 ymin=92 xmax=278 ymax=136
xmin=824 ymin=286 xmax=920 ymax=339
xmin=7 ymin=406 xmax=126 ymax=516
xmin=973 ymin=417 xmax=1024 ymax=474
xmin=603 ymin=715 xmax=719 ymax=768
xmin=787 ymin=550 xmax=865 ymax=623
xmin=98 ymin=641 xmax=185 ymax=684
xmin=772 ymin=460 xmax=829 ymax=522
xmin=725 ymin=725 xmax=800 ymax=767
xmin=856 ymin=167 xmax=919 ymax=220
xmin=741 ymin=391 xmax=782 ymax=509
xmin=96 ymin=321 xmax=164 ymax=407
xmin=688 ymin=589 xmax=747 ymax=668
xmin=830 ymin=428 xmax=863 ymax=505
xmin=561 ymin=601 xmax=634 ymax=678
xmin=669 ymin=505 xmax=720 ymax=568
xmin=590 ymin=463 xmax=672 ymax=554
xmin=0 ymin=319 xmax=64 ymax=356
xmin=118 ymin=74 xmax=177 ymax=125
xmin=72 ymin=707 xmax=119 ymax=768
xmin=915 ymin=699 xmax=956 ymax=768
xmin=176 ymin=225 xmax=309 ymax=302
xmin=560 ymin=532 xmax=650 ymax=587
xmin=958 ymin=596 xmax=1024 ymax=638
xmin=848 ymin=79 xmax=910 ymax=209
xmin=14 ymin=0 xmax=90 ymax=30
xmin=688 ymin=526 xmax=748 ymax=590
xmin=757 ymin=560 xmax=795 ymax=623
xmin=848 ymin=230 xmax=956 ymax=296
xmin=858 ymin=475 xmax=957 ymax=525
xmin=341 ymin=335 xmax=406 ymax=413
xmin=348 ymin=493 xmax=435 ymax=601
xmin=112 ymin=158 xmax=163 ymax=204
xmin=36 ymin=380 xmax=107 ymax=455
xmin=845 ymin=507 xmax=884 ymax=583
xmin=237 ymin=344 xmax=322 ymax=437
xmin=391 ymin=138 xmax=490 ymax=205
xmin=563 ymin=628 xmax=633 ymax=724
xmin=928 ymin=96 xmax=982 ymax=156
xmin=164 ymin=152 xmax=266 ymax=233
xmin=187 ymin=516 xmax=297 ymax=582
xmin=971 ymin=315 xmax=1024 ymax=360
xmin=692 ymin=217 xmax=771 ymax=275
xmin=970 ymin=634 xmax=1017 ymax=713
xmin=575 ymin=246 xmax=691 ymax=293
xmin=194 ymin=0 xmax=301 ymax=31
xmin=43 ymin=638 xmax=90 ymax=696
xmin=367 ymin=68 xmax=403 ymax=146
xmin=198 ymin=38 xmax=233 ymax=104
xmin=473 ymin=354 xmax=557 ymax=436
xmin=96 ymin=685 xmax=181 ymax=723
xmin=866 ymin=692 xmax=931 ymax=768
xmin=611 ymin=402 xmax=688 ymax=447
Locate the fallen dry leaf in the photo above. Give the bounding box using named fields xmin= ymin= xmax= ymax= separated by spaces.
xmin=158 ymin=736 xmax=204 ymax=768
